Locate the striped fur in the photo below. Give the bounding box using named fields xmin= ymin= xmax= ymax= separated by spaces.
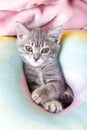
xmin=16 ymin=22 xmax=73 ymax=113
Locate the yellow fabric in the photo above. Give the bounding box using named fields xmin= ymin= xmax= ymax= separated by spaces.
xmin=0 ymin=37 xmax=16 ymax=44
xmin=61 ymin=30 xmax=87 ymax=41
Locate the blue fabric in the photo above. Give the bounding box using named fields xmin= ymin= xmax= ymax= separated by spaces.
xmin=0 ymin=31 xmax=87 ymax=130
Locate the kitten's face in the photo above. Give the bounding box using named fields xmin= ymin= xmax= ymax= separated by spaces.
xmin=16 ymin=22 xmax=63 ymax=67
xmin=23 ymin=40 xmax=52 ymax=67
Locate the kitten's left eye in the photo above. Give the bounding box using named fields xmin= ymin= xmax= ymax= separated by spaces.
xmin=25 ymin=46 xmax=33 ymax=52
xmin=41 ymin=48 xmax=49 ymax=54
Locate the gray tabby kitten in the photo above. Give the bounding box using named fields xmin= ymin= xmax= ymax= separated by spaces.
xmin=15 ymin=22 xmax=74 ymax=113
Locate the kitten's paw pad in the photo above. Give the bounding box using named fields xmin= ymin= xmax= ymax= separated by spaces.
xmin=43 ymin=100 xmax=63 ymax=113
xmin=61 ymin=92 xmax=74 ymax=103
xmin=32 ymin=88 xmax=48 ymax=104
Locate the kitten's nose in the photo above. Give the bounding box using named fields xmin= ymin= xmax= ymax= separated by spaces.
xmin=33 ymin=53 xmax=40 ymax=61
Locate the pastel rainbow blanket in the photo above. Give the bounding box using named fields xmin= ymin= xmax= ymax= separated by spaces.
xmin=0 ymin=30 xmax=87 ymax=130
xmin=0 ymin=0 xmax=87 ymax=36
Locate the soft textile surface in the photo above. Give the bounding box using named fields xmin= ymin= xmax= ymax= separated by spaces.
xmin=59 ymin=30 xmax=87 ymax=112
xmin=0 ymin=0 xmax=87 ymax=36
xmin=0 ymin=31 xmax=87 ymax=130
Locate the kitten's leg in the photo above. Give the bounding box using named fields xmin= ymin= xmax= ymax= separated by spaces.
xmin=43 ymin=100 xmax=63 ymax=113
xmin=32 ymin=82 xmax=65 ymax=105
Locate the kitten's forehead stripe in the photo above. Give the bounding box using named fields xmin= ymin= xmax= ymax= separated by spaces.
xmin=31 ymin=41 xmax=33 ymax=46
xmin=32 ymin=29 xmax=46 ymax=47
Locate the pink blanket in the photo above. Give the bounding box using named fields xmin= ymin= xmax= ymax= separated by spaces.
xmin=0 ymin=0 xmax=87 ymax=36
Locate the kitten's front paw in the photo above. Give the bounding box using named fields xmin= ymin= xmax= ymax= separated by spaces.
xmin=32 ymin=88 xmax=48 ymax=104
xmin=43 ymin=100 xmax=63 ymax=113
xmin=61 ymin=91 xmax=74 ymax=104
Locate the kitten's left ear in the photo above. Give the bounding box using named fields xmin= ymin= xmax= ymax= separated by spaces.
xmin=47 ymin=25 xmax=63 ymax=43
xmin=15 ymin=22 xmax=31 ymax=39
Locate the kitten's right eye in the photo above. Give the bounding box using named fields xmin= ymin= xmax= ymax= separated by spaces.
xmin=25 ymin=46 xmax=33 ymax=52
xmin=41 ymin=48 xmax=49 ymax=54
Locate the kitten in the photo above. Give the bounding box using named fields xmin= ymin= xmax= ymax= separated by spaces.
xmin=15 ymin=22 xmax=74 ymax=113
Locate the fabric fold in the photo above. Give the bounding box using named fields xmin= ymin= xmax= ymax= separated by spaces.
xmin=0 ymin=0 xmax=87 ymax=36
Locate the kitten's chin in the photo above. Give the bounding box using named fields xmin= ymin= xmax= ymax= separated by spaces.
xmin=25 ymin=57 xmax=44 ymax=67
xmin=29 ymin=61 xmax=43 ymax=67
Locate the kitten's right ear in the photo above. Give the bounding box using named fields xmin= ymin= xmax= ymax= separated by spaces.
xmin=15 ymin=22 xmax=31 ymax=39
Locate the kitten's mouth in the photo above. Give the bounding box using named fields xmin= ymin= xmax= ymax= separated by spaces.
xmin=34 ymin=60 xmax=38 ymax=62
xmin=30 ymin=59 xmax=43 ymax=67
